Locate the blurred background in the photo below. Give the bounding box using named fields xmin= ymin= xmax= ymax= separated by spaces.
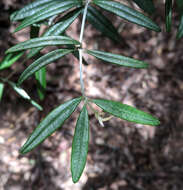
xmin=0 ymin=0 xmax=183 ymax=189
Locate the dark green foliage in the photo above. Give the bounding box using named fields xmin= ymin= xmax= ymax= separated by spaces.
xmin=165 ymin=0 xmax=173 ymax=32
xmin=132 ymin=0 xmax=155 ymax=14
xmin=18 ymin=49 xmax=73 ymax=85
xmin=71 ymin=105 xmax=89 ymax=183
xmin=7 ymin=0 xmax=183 ymax=183
xmin=0 ymin=52 xmax=24 ymax=70
xmin=20 ymin=97 xmax=82 ymax=154
xmin=27 ymin=8 xmax=82 ymax=59
xmin=6 ymin=36 xmax=80 ymax=53
xmin=35 ymin=67 xmax=47 ymax=100
xmin=0 ymin=83 xmax=4 ymax=101
xmin=13 ymin=0 xmax=83 ymax=32
xmin=92 ymin=99 xmax=160 ymax=126
xmin=177 ymin=15 xmax=183 ymax=39
xmin=86 ymin=49 xmax=148 ymax=68
xmin=93 ymin=0 xmax=161 ymax=32
xmin=87 ymin=6 xmax=121 ymax=42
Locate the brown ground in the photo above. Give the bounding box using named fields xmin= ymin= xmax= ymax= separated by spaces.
xmin=0 ymin=1 xmax=183 ymax=190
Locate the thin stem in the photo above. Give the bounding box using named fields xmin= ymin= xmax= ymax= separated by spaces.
xmin=79 ymin=49 xmax=85 ymax=96
xmin=79 ymin=0 xmax=90 ymax=97
xmin=79 ymin=0 xmax=90 ymax=43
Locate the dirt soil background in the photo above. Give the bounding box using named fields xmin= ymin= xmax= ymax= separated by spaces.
xmin=0 ymin=0 xmax=183 ymax=190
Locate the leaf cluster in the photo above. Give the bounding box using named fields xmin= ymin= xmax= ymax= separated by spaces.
xmin=4 ymin=0 xmax=183 ymax=183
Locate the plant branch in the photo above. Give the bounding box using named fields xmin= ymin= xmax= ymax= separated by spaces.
xmin=79 ymin=0 xmax=90 ymax=97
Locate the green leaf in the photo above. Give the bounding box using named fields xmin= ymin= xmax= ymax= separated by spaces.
xmin=20 ymin=97 xmax=82 ymax=154
xmin=87 ymin=6 xmax=121 ymax=42
xmin=27 ymin=8 xmax=82 ymax=59
xmin=18 ymin=49 xmax=73 ymax=85
xmin=11 ymin=0 xmax=56 ymax=21
xmin=177 ymin=14 xmax=183 ymax=39
xmin=93 ymin=0 xmax=161 ymax=32
xmin=14 ymin=0 xmax=82 ymax=32
xmin=0 ymin=52 xmax=24 ymax=70
xmin=6 ymin=36 xmax=80 ymax=53
xmin=92 ymin=99 xmax=160 ymax=126
xmin=71 ymin=105 xmax=89 ymax=183
xmin=86 ymin=49 xmax=148 ymax=68
xmin=30 ymin=100 xmax=43 ymax=111
xmin=30 ymin=26 xmax=47 ymax=101
xmin=8 ymin=81 xmax=43 ymax=111
xmin=0 ymin=83 xmax=4 ymax=101
xmin=165 ymin=0 xmax=172 ymax=32
xmin=132 ymin=0 xmax=155 ymax=14
xmin=35 ymin=67 xmax=47 ymax=100
xmin=8 ymin=81 xmax=31 ymax=100
xmin=176 ymin=0 xmax=183 ymax=12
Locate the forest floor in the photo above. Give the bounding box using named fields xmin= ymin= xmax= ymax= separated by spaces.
xmin=0 ymin=0 xmax=183 ymax=190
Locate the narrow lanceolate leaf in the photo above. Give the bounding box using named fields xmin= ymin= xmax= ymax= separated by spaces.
xmin=87 ymin=6 xmax=121 ymax=42
xmin=71 ymin=105 xmax=89 ymax=183
xmin=11 ymin=0 xmax=54 ymax=21
xmin=132 ymin=0 xmax=155 ymax=14
xmin=45 ymin=8 xmax=82 ymax=36
xmin=86 ymin=49 xmax=148 ymax=68
xmin=177 ymin=14 xmax=183 ymax=39
xmin=93 ymin=0 xmax=161 ymax=32
xmin=20 ymin=97 xmax=82 ymax=154
xmin=0 ymin=52 xmax=24 ymax=70
xmin=27 ymin=8 xmax=82 ymax=59
xmin=0 ymin=83 xmax=4 ymax=101
xmin=35 ymin=67 xmax=46 ymax=101
xmin=92 ymin=99 xmax=160 ymax=126
xmin=6 ymin=36 xmax=80 ymax=53
xmin=14 ymin=0 xmax=82 ymax=32
xmin=165 ymin=0 xmax=172 ymax=32
xmin=7 ymin=81 xmax=43 ymax=111
xmin=11 ymin=0 xmax=56 ymax=21
xmin=18 ymin=49 xmax=73 ymax=85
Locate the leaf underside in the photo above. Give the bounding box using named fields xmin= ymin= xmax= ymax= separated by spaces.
xmin=7 ymin=81 xmax=42 ymax=110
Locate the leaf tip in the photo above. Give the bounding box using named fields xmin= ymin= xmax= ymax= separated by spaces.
xmin=72 ymin=176 xmax=79 ymax=183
